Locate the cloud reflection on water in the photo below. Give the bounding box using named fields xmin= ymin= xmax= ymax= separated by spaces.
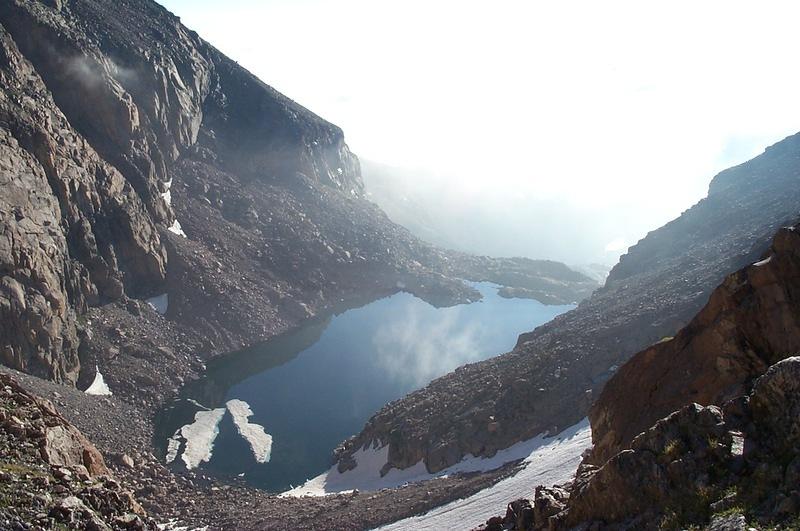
xmin=371 ymin=301 xmax=487 ymax=389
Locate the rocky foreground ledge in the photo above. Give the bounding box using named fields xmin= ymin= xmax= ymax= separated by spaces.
xmin=481 ymin=359 xmax=800 ymax=531
xmin=0 ymin=373 xmax=156 ymax=530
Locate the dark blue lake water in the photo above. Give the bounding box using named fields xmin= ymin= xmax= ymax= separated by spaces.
xmin=159 ymin=283 xmax=573 ymax=492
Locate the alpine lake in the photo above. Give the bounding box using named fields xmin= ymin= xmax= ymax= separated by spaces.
xmin=155 ymin=282 xmax=574 ymax=492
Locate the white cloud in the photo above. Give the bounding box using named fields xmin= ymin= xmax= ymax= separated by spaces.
xmin=604 ymin=238 xmax=628 ymax=253
xmin=159 ymin=0 xmax=800 ymax=258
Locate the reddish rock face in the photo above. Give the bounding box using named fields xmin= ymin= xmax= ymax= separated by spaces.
xmin=589 ymin=223 xmax=800 ymax=465
xmin=475 ymin=240 xmax=800 ymax=530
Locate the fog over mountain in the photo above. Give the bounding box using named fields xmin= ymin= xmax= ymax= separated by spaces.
xmin=361 ymin=159 xmax=635 ymax=268
xmin=161 ymin=0 xmax=800 ymax=267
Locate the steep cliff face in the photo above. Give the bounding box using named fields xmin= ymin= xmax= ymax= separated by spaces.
xmin=0 ymin=0 xmax=364 ymax=385
xmin=337 ymin=133 xmax=800 ymax=476
xmin=199 ymin=47 xmax=362 ymax=195
xmin=0 ymin=0 xmax=382 ymax=387
xmin=0 ymin=0 xmax=209 ymax=222
xmin=0 ymin=18 xmax=167 ymax=384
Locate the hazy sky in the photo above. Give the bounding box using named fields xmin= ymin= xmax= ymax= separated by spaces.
xmin=160 ymin=0 xmax=800 ymax=261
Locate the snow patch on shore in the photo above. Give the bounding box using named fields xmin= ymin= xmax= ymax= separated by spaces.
xmin=226 ymin=399 xmax=273 ymax=464
xmin=157 ymin=519 xmax=208 ymax=531
xmin=753 ymin=256 xmax=773 ymax=267
xmin=168 ymin=219 xmax=186 ymax=237
xmin=84 ymin=366 xmax=112 ymax=396
xmin=147 ymin=293 xmax=169 ymax=315
xmin=284 ymin=418 xmax=590 ymax=498
xmin=378 ymin=419 xmax=591 ymax=530
xmin=161 ymin=179 xmax=173 ymax=206
xmin=169 ymin=408 xmax=226 ymax=470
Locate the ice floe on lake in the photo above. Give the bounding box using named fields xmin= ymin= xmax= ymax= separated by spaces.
xmin=226 ymin=399 xmax=273 ymax=464
xmin=166 ymin=399 xmax=273 ymax=470
xmin=167 ymin=408 xmax=226 ymax=470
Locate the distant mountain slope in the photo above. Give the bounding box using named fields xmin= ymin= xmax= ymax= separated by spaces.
xmin=336 ymin=132 xmax=800 ymax=478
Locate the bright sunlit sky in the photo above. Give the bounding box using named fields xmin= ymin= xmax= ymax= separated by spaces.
xmin=159 ymin=0 xmax=800 ymax=262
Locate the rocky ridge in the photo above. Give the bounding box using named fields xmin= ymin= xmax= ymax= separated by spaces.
xmin=335 ymin=133 xmax=800 ymax=476
xmin=590 ymin=223 xmax=800 ymax=465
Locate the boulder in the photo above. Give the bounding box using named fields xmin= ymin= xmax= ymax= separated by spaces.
xmin=749 ymin=357 xmax=800 ymax=454
xmin=566 ymin=404 xmax=736 ymax=527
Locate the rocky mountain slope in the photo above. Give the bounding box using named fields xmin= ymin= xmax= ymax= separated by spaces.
xmin=0 ymin=0 xmax=594 ymax=403
xmin=0 ymin=0 xmax=599 ymax=528
xmin=478 ymin=221 xmax=800 ymax=530
xmin=336 ymin=132 xmax=800 ymax=477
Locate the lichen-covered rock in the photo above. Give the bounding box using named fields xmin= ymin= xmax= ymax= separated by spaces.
xmin=531 ymin=485 xmax=568 ymax=529
xmin=566 ymin=404 xmax=736 ymax=527
xmin=707 ymin=514 xmax=748 ymax=531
